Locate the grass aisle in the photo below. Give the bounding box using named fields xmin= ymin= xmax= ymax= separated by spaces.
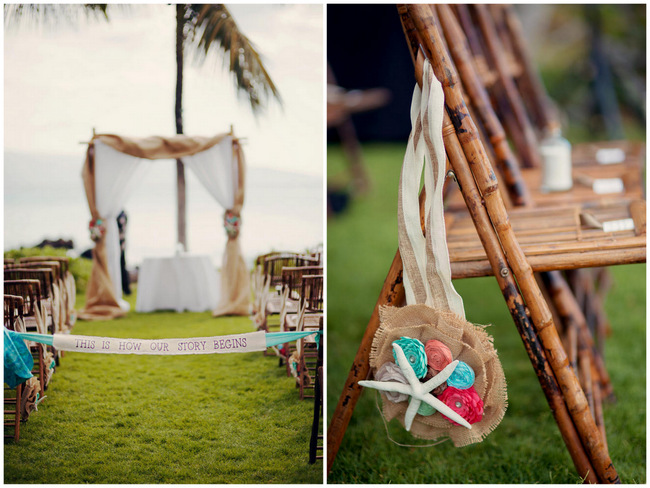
xmin=5 ymin=291 xmax=321 ymax=484
xmin=327 ymin=144 xmax=645 ymax=483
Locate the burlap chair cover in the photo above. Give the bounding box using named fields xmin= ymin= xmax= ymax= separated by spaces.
xmin=370 ymin=304 xmax=507 ymax=446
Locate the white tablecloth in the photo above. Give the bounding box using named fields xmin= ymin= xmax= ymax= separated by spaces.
xmin=135 ymin=255 xmax=220 ymax=313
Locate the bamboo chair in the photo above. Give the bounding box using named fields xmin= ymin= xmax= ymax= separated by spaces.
xmin=438 ymin=4 xmax=640 ymax=399
xmin=4 ymin=295 xmax=24 ymax=442
xmin=486 ymin=4 xmax=645 ymax=170
xmin=328 ymin=6 xmax=644 ymax=483
xmin=409 ymin=7 xmax=642 ymax=480
xmin=4 ymin=281 xmax=47 ymax=395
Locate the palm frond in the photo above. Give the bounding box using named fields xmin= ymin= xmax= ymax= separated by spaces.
xmin=186 ymin=4 xmax=282 ymax=114
xmin=4 ymin=4 xmax=111 ymax=28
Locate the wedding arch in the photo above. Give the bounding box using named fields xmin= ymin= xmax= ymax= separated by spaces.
xmin=78 ymin=131 xmax=249 ymax=321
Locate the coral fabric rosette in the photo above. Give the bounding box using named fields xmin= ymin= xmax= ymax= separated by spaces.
xmin=424 ymin=339 xmax=453 ymax=372
xmin=369 ymin=304 xmax=507 ymax=447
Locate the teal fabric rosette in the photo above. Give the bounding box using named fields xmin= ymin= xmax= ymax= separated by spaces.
xmin=447 ymin=360 xmax=475 ymax=390
xmin=392 ymin=337 xmax=428 ymax=379
xmin=416 ymin=400 xmax=437 ymax=416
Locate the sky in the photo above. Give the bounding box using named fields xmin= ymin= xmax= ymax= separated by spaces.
xmin=4 ymin=4 xmax=324 ymax=266
xmin=4 ymin=4 xmax=324 ymax=176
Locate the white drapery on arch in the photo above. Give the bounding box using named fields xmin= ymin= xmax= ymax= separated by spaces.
xmin=78 ymin=132 xmax=249 ymax=321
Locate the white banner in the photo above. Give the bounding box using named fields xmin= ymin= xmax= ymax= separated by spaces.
xmin=52 ymin=331 xmax=267 ymax=355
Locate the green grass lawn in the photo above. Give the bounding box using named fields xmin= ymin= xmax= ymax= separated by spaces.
xmin=327 ymin=143 xmax=646 ymax=483
xmin=5 ymin=289 xmax=322 ymax=484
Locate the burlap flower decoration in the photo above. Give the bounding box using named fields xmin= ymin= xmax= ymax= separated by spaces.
xmin=369 ymin=304 xmax=508 ymax=447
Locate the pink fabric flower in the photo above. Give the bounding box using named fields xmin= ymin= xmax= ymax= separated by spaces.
xmin=438 ymin=386 xmax=484 ymax=426
xmin=424 ymin=339 xmax=453 ymax=371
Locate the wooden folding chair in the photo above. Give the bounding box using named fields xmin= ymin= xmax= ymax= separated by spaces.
xmin=284 ymin=274 xmax=324 ymax=378
xmin=18 ymin=256 xmax=76 ymax=328
xmin=278 ymin=266 xmax=323 ymax=367
xmin=435 ymin=3 xmax=641 ymax=406
xmin=4 ymin=268 xmax=60 ymax=366
xmin=256 ymin=253 xmax=320 ymax=331
xmin=309 ymin=316 xmax=324 ymax=464
xmin=4 ymin=295 xmax=24 ymax=442
xmin=328 ymin=5 xmax=645 ymax=483
xmin=14 ymin=261 xmax=66 ymax=333
xmin=4 ymin=281 xmax=48 ymax=395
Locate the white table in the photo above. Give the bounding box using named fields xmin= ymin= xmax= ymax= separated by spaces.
xmin=135 ymin=255 xmax=220 ymax=313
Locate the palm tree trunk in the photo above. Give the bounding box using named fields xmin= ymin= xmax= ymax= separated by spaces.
xmin=175 ymin=4 xmax=187 ymax=249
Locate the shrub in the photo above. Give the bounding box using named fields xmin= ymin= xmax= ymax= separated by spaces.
xmin=4 ymin=246 xmax=92 ymax=294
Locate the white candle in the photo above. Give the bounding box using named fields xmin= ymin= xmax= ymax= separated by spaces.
xmin=540 ymin=131 xmax=573 ymax=192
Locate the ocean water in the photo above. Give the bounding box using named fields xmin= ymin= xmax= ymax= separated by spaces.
xmin=4 ymin=151 xmax=323 ymax=268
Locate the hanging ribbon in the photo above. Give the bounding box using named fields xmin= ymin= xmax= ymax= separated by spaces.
xmin=12 ymin=330 xmax=321 ymax=356
xmin=397 ymin=61 xmax=465 ymax=317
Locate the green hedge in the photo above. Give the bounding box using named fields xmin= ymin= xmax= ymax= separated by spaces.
xmin=4 ymin=246 xmax=92 ymax=294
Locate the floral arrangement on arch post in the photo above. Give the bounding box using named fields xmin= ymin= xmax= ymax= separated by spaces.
xmin=88 ymin=218 xmax=106 ymax=242
xmin=223 ymin=209 xmax=241 ymax=238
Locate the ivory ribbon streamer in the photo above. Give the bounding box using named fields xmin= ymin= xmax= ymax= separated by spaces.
xmin=14 ymin=330 xmax=320 ymax=355
xmin=397 ymin=59 xmax=465 ymax=318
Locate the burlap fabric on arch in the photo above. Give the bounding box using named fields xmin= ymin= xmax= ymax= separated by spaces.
xmin=78 ymin=133 xmax=249 ymax=320
xmin=370 ymin=304 xmax=508 ymax=447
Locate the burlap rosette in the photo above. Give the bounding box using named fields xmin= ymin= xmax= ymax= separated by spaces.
xmin=370 ymin=304 xmax=507 ymax=447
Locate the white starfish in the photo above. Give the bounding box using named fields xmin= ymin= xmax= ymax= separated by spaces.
xmin=359 ymin=343 xmax=472 ymax=430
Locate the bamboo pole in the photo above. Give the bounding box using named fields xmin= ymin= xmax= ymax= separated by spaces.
xmin=542 ymin=271 xmax=614 ymax=400
xmin=450 ymin=248 xmax=645 ymax=279
xmin=470 ymin=4 xmax=542 ymax=169
xmin=437 ymin=4 xmax=532 ymax=207
xmin=407 ymin=4 xmax=618 ymax=483
xmin=499 ymin=4 xmax=560 ymax=134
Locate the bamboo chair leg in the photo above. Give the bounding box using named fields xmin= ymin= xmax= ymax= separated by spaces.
xmin=592 ymin=373 xmax=609 ymax=455
xmin=406 ymin=5 xmax=618 ymax=482
xmin=542 ymin=272 xmax=615 ymax=401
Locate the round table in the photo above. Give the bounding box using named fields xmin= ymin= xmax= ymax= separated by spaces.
xmin=135 ymin=255 xmax=220 ymax=313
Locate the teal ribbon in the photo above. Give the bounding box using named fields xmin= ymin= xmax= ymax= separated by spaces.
xmin=265 ymin=330 xmax=322 ymax=349
xmin=15 ymin=332 xmax=54 ymax=346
